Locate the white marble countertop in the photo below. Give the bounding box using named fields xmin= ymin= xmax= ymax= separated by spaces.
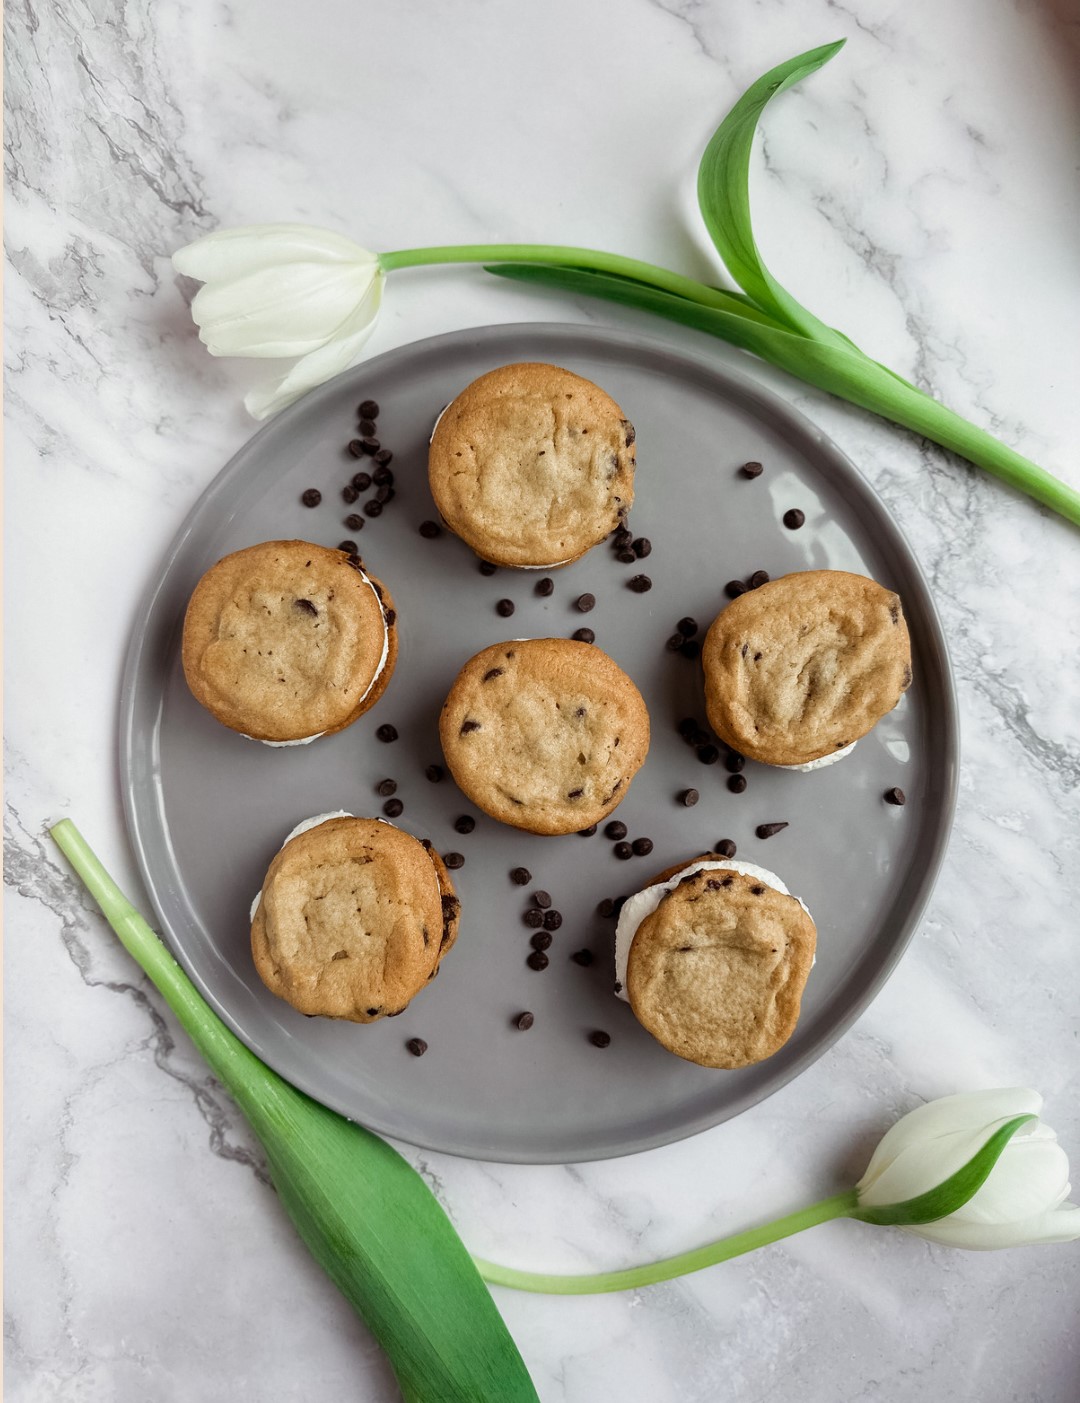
xmin=6 ymin=0 xmax=1080 ymax=1398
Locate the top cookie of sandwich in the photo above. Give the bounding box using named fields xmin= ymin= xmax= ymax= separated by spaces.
xmin=439 ymin=638 xmax=650 ymax=834
xmin=182 ymin=540 xmax=397 ymax=742
xmin=428 ymin=363 xmax=636 ymax=567
xmin=701 ymin=570 xmax=911 ymax=767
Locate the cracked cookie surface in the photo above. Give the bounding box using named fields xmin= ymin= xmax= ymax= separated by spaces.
xmin=251 ymin=817 xmax=458 ymax=1021
xmin=701 ymin=569 xmax=911 ymax=767
xmin=428 ymin=362 xmax=636 ymax=567
xmin=439 ymin=638 xmax=650 ymax=834
xmin=627 ymin=859 xmax=816 ymax=1068
xmin=182 ymin=540 xmax=397 ymax=741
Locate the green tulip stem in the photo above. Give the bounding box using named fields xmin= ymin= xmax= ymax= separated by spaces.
xmin=474 ymin=1190 xmax=859 ymax=1295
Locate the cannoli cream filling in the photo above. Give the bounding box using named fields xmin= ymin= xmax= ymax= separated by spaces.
xmin=777 ymin=740 xmax=856 ymax=772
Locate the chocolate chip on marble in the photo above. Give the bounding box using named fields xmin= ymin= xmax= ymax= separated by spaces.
xmin=376 ymin=724 xmax=398 ymax=742
xmin=884 ymin=787 xmax=907 ymax=806
xmin=756 ymin=822 xmax=789 ymax=839
xmin=679 ymin=788 xmax=700 ymax=807
xmin=741 ymin=460 xmax=764 ymax=479
xmin=419 ymin=520 xmax=441 ymax=538
xmin=783 ymin=509 xmax=805 ymax=530
xmin=301 ymin=488 xmax=322 ymax=507
xmin=727 ymin=774 xmax=748 ymax=794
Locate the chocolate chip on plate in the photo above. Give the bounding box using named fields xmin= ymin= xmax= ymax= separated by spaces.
xmin=530 ymin=930 xmax=553 ymax=952
xmin=383 ymin=798 xmax=404 ymax=818
xmin=373 ymin=449 xmax=393 ymax=467
xmin=479 ymin=560 xmax=498 ymax=576
xmin=605 ymin=820 xmax=628 ymax=840
xmin=725 ymin=751 xmax=746 ymax=773
xmin=523 ymin=908 xmax=544 ymax=928
xmin=536 ymin=577 xmax=555 ymax=596
xmin=631 ymin=837 xmax=653 ymax=856
xmin=419 ymin=520 xmax=441 ymax=538
xmin=714 ymin=838 xmax=737 ymax=857
xmin=616 ymin=549 xmax=637 ymax=564
xmin=336 ymin=539 xmax=356 ymax=553
xmin=628 ymin=574 xmax=652 ymax=593
xmin=884 ymin=787 xmax=907 ymax=806
xmin=301 ymin=488 xmax=322 ymax=507
xmin=532 ymin=890 xmax=552 ymax=909
xmin=344 ymin=513 xmax=364 ymax=531
xmin=376 ymin=724 xmax=398 ymax=743
xmin=727 ymin=774 xmax=748 ymax=794
xmin=360 ymin=437 xmax=380 ymax=455
xmin=697 ymin=745 xmax=720 ymax=765
xmin=677 ymin=718 xmax=699 ymax=740
xmin=756 ymin=821 xmax=789 ymax=839
xmin=515 ymin=1011 xmax=535 ymax=1031
xmin=511 ymin=866 xmax=532 ymax=885
xmin=749 ymin=570 xmax=770 ymax=589
xmin=358 ymin=417 xmax=377 ymax=437
xmin=425 ymin=764 xmax=445 ymax=783
xmin=496 ymin=599 xmax=516 ymax=617
xmin=571 ymin=949 xmax=594 ymax=966
xmin=526 ymin=950 xmax=550 ymax=971
xmin=575 ymin=593 xmax=596 ymax=613
xmin=632 ymin=537 xmax=651 ymax=558
xmin=679 ymin=788 xmax=700 ymax=807
xmin=347 ymin=440 xmax=366 ymax=459
xmin=613 ymin=841 xmax=633 ymax=860
xmin=358 ymin=399 xmax=379 ymax=419
xmin=589 ymin=1030 xmax=611 ymax=1048
xmin=680 ymin=640 xmax=701 ymax=659
xmin=596 ymin=898 xmax=615 ymax=917
xmin=363 ymin=500 xmax=383 ymax=518
xmin=342 ymin=484 xmax=359 ymax=504
xmin=406 ymin=1038 xmax=427 ymax=1057
xmin=741 ymin=460 xmax=764 ymax=479
xmin=453 ymin=815 xmax=476 ymax=835
xmin=677 ymin=617 xmax=698 ymax=637
xmin=352 ymin=471 xmax=372 ymax=491
xmin=376 ymin=778 xmax=398 ymax=796
xmin=665 ymin=633 xmax=684 ymax=652
xmin=724 ymin=579 xmax=747 ymax=599
xmin=443 ymin=852 xmax=465 ymax=869
xmin=572 ymin=628 xmax=595 ymax=643
xmin=578 ymin=824 xmax=598 ymax=836
xmin=783 ymin=508 xmax=806 ymax=530
xmin=542 ymin=910 xmax=563 ymax=931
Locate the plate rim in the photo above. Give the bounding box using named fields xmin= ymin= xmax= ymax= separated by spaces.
xmin=119 ymin=319 xmax=959 ymax=1163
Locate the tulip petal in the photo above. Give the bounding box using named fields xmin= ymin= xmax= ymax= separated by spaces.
xmin=857 ymin=1121 xmax=1030 ymax=1209
xmin=193 ymin=262 xmax=377 ymax=359
xmin=857 ymin=1090 xmax=1043 ymax=1195
xmin=907 ymin=1201 xmax=1080 ymax=1250
xmin=243 ymin=274 xmax=384 ymax=419
xmin=173 ymin=223 xmax=377 ymax=282
xmin=949 ymin=1134 xmax=1072 ymax=1225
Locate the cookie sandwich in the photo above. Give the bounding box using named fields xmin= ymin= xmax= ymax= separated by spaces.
xmin=439 ymin=638 xmax=650 ymax=835
xmin=615 ymin=851 xmax=816 ymax=1069
xmin=250 ymin=813 xmax=459 ymax=1021
xmin=428 ymin=362 xmax=636 ymax=568
xmin=701 ymin=570 xmax=911 ymax=770
xmin=182 ymin=540 xmax=398 ymax=744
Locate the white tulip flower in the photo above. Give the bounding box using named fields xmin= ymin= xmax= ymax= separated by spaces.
xmin=172 ymin=224 xmax=384 ymax=420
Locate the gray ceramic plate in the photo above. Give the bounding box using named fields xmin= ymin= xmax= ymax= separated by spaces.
xmin=121 ymin=322 xmax=957 ymax=1163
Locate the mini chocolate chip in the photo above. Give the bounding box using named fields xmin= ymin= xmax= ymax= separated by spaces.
xmin=405 ymin=1038 xmax=427 ymax=1057
xmin=576 ymin=593 xmax=596 ymax=613
xmin=885 ymin=787 xmax=907 ymax=806
xmin=677 ymin=718 xmax=699 ymax=739
xmin=294 ymin=598 xmax=318 ymax=617
xmin=680 ymin=640 xmax=701 ymax=659
xmin=783 ymin=508 xmax=806 ymax=530
xmin=360 ymin=437 xmax=380 ymax=455
xmin=372 ymin=466 xmax=393 ymax=487
xmin=375 ymin=485 xmax=394 ymax=504
xmin=344 ymin=514 xmax=364 ymax=531
xmin=511 ymin=867 xmax=532 ymax=885
xmin=383 ymin=798 xmax=404 ymax=818
xmin=338 ymin=539 xmax=358 ymax=553
xmin=352 ymin=471 xmax=372 ymax=491
xmin=613 ymin=528 xmax=633 ymax=548
xmin=749 ymin=570 xmax=770 ymax=589
xmin=532 ymin=890 xmax=552 ymax=909
xmin=496 ymin=598 xmax=516 ymax=617
xmin=358 ymin=399 xmax=379 ymax=418
xmin=460 ymin=720 xmax=481 ymax=734
xmin=530 ymin=930 xmax=553 ymax=952
xmin=376 ymin=724 xmax=398 ymax=742
xmin=482 ymin=668 xmax=504 ymax=682
xmin=376 ymin=778 xmax=398 ymax=797
xmin=419 ymin=520 xmax=441 ymax=538
xmin=728 ymin=774 xmax=748 ymax=793
xmin=679 ymin=788 xmax=700 ymax=807
xmin=373 ymin=449 xmax=393 ymax=468
xmin=605 ymin=821 xmax=628 ymax=840
xmin=665 ymin=633 xmax=684 ymax=652
xmin=597 ymin=898 xmax=615 ymax=917
xmin=578 ymin=824 xmax=598 ymax=836
xmin=725 ymin=579 xmax=747 ymax=599
xmin=526 ymin=950 xmax=549 ymax=971
xmin=425 ymin=764 xmax=445 ymax=782
xmin=479 ymin=560 xmax=497 ymax=575
xmin=632 ymin=538 xmax=651 ymax=558
xmin=589 ymin=1030 xmax=611 ymax=1048
xmin=714 ymin=838 xmax=737 ymax=858
xmin=677 ymin=617 xmax=699 ymax=637
xmin=628 ymin=574 xmax=652 ymax=593
xmin=617 ymin=550 xmax=637 ymax=564
xmin=691 ymin=727 xmax=711 ymax=747
xmin=543 ymin=910 xmax=562 ymax=931
xmin=697 ymin=745 xmax=720 ymax=765
xmin=571 ymin=948 xmax=594 ymax=966
xmin=756 ymin=821 xmax=789 ymax=839
xmin=443 ymin=852 xmax=464 ymax=869
xmin=363 ymin=500 xmax=383 ymax=518
xmin=725 ymin=751 xmax=746 ymax=773
xmin=358 ymin=417 xmax=377 ymax=436
xmin=631 ymin=837 xmax=653 ymax=856
xmin=613 ymin=841 xmax=633 ymax=860
xmin=523 ymin=908 xmax=544 ymax=929
xmin=567 ymin=788 xmax=584 ymax=799
xmin=750 ymin=885 xmax=765 ymax=895
xmin=453 ymin=815 xmax=476 ymax=835
xmin=342 ymin=484 xmax=359 ymax=504
xmin=515 ymin=1011 xmax=535 ymax=1031
xmin=741 ymin=460 xmax=764 ymax=479
xmin=623 ymin=421 xmax=636 ymax=445
xmin=572 ymin=628 xmax=595 ymax=643
xmin=535 ymin=577 xmax=555 ymax=596
xmin=347 ymin=440 xmax=366 ymax=459
xmin=301 ymin=488 xmax=322 ymax=507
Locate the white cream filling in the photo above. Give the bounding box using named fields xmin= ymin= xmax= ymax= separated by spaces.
xmin=613 ymin=858 xmax=812 ymax=1002
xmin=778 ymin=740 xmax=857 ymax=773
xmin=249 ymin=809 xmax=355 ymax=921
xmin=241 ymin=563 xmax=390 ymax=746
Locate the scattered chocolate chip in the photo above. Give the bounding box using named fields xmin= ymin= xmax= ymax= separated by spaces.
xmin=697 ymin=745 xmax=720 ymax=765
xmin=756 ymin=821 xmax=789 ymax=839
xmin=406 ymin=1038 xmax=427 ymax=1057
xmin=347 ymin=440 xmax=367 ymax=459
xmin=665 ymin=634 xmax=684 ymax=652
xmin=680 ymin=640 xmax=701 ymax=660
xmin=511 ymin=867 xmax=532 ymax=886
xmin=728 ymin=774 xmax=748 ymax=795
xmin=383 ymin=798 xmax=404 ymax=818
xmin=597 ymin=898 xmax=616 ymax=918
xmin=342 ymin=484 xmax=359 ymax=504
xmin=526 ymin=950 xmax=549 ymax=971
xmin=479 ymin=560 xmax=498 ymax=575
xmin=294 ymin=598 xmax=318 ymax=617
xmin=749 ymin=570 xmax=770 ymax=589
xmin=454 ymin=815 xmax=476 ymax=835
xmin=677 ymin=617 xmax=698 ymax=637
xmin=741 ymin=460 xmax=764 ymax=479
xmin=496 ymin=599 xmax=516 ymax=617
xmin=631 ymin=837 xmax=653 ymax=856
xmin=360 ymin=437 xmax=380 ymax=455
xmin=363 ymin=500 xmax=383 ymax=518
xmin=885 ymin=787 xmax=907 ymax=806
xmin=589 ymin=1030 xmax=611 ymax=1048
xmin=532 ymin=890 xmax=552 ymax=909
xmin=530 ymin=930 xmax=553 ymax=953
xmin=372 ymin=467 xmax=393 ymax=488
xmin=628 ymin=574 xmax=652 ymax=593
xmin=460 ymin=720 xmax=481 ymax=734
xmin=536 ymin=577 xmax=555 ymax=596
xmin=515 ymin=1011 xmax=535 ymax=1031
xmin=571 ymin=948 xmax=594 ymax=966
xmin=715 ymin=838 xmax=737 ymax=858
xmin=576 ymin=593 xmax=596 ymax=613
xmin=523 ymin=908 xmax=544 ymax=928
xmin=301 ymin=488 xmax=322 ymax=507
xmin=375 ymin=485 xmax=394 ymax=504
xmin=613 ymin=841 xmax=633 ymax=860
xmin=617 ymin=549 xmax=637 ymax=564
xmin=783 ymin=508 xmax=806 ymax=530
xmin=342 ymin=514 xmax=364 ymax=532
xmin=338 ymin=539 xmax=358 ymax=553
xmin=443 ymin=852 xmax=465 ymax=869
xmin=677 ymin=718 xmax=699 ymax=740
xmin=352 ymin=471 xmax=372 ymax=491
xmin=605 ymin=821 xmax=628 ymax=840
xmin=632 ymin=538 xmax=652 ymax=558
xmin=376 ymin=778 xmax=398 ymax=797
xmin=359 ymin=399 xmax=379 ymax=419
xmin=725 ymin=751 xmax=746 ymax=773
xmin=679 ymin=788 xmax=700 ymax=807
xmin=724 ymin=579 xmax=747 ymax=599
xmin=358 ymin=417 xmax=377 ymax=437
xmin=578 ymin=824 xmax=598 ymax=836
xmin=543 ymin=910 xmax=562 ymax=931
xmin=419 ymin=520 xmax=441 ymax=538
xmin=376 ymin=724 xmax=398 ymax=743
xmin=425 ymin=764 xmax=445 ymax=783
xmin=572 ymin=628 xmax=596 ymax=644
xmin=613 ymin=527 xmax=633 ymax=548
xmin=373 ymin=449 xmax=393 ymax=468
